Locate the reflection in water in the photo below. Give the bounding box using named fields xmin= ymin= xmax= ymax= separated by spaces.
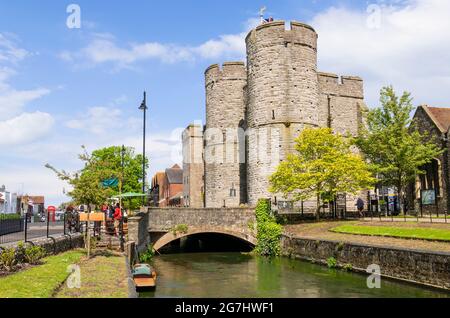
xmin=140 ymin=253 xmax=450 ymax=298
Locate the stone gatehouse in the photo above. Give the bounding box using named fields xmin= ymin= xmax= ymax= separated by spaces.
xmin=183 ymin=19 xmax=368 ymax=210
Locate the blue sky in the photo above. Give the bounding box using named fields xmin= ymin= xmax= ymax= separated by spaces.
xmin=1 ymin=0 xmax=449 ymax=206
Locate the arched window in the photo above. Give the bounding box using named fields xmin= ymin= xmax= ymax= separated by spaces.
xmin=419 ymin=159 xmax=441 ymax=196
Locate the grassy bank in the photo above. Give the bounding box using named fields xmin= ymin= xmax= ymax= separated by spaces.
xmin=331 ymin=224 xmax=450 ymax=242
xmin=0 ymin=250 xmax=84 ymax=298
xmin=56 ymin=251 xmax=129 ymax=298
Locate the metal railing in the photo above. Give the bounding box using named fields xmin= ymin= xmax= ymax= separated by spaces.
xmin=273 ymin=200 xmax=449 ymax=224
xmin=0 ymin=212 xmax=81 ymax=246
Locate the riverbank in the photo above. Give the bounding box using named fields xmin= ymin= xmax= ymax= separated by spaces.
xmin=0 ymin=249 xmax=130 ymax=298
xmin=282 ymin=221 xmax=450 ymax=290
xmin=56 ymin=250 xmax=129 ymax=298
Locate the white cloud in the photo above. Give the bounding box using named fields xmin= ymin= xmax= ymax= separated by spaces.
xmin=0 ymin=112 xmax=54 ymax=146
xmin=0 ymin=33 xmax=52 ymax=149
xmin=0 ymin=33 xmax=29 ymax=63
xmin=311 ymin=0 xmax=450 ymax=107
xmin=60 ymin=18 xmax=260 ymax=67
xmin=66 ymin=106 xmax=122 ymax=135
xmin=0 ymin=85 xmax=50 ymax=119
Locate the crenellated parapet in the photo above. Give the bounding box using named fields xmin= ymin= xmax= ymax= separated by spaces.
xmin=318 ymin=72 xmax=364 ymax=99
xmin=205 ymin=62 xmax=247 ymax=88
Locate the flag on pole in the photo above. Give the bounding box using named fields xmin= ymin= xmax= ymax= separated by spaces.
xmin=102 ymin=178 xmax=119 ymax=188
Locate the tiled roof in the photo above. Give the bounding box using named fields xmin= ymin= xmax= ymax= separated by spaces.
xmin=165 ymin=165 xmax=183 ymax=184
xmin=422 ymin=105 xmax=450 ymax=133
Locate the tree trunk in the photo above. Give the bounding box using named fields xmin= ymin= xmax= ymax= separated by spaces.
xmin=397 ymin=181 xmax=404 ymax=215
xmin=316 ymin=194 xmax=321 ymax=221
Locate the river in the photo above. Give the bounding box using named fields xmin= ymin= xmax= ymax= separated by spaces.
xmin=140 ymin=253 xmax=450 ymax=298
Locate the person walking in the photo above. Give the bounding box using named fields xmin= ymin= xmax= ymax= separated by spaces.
xmin=113 ymin=203 xmax=122 ymax=236
xmin=356 ymin=198 xmax=365 ymax=218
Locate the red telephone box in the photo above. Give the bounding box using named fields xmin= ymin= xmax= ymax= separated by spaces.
xmin=47 ymin=206 xmax=56 ymax=222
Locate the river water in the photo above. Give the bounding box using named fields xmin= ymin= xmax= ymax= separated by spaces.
xmin=140 ymin=253 xmax=449 ymax=298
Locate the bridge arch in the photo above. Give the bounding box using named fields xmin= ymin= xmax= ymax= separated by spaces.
xmin=152 ymin=227 xmax=257 ymax=252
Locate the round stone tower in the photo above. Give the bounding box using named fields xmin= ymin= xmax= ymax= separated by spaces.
xmin=204 ymin=62 xmax=247 ymax=208
xmin=245 ymin=21 xmax=320 ymax=205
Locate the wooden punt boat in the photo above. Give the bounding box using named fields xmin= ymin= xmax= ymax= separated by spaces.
xmin=132 ymin=264 xmax=157 ymax=290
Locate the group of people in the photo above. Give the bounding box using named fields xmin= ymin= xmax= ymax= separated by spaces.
xmin=101 ymin=203 xmax=124 ymax=236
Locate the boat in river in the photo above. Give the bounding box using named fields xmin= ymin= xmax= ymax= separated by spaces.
xmin=132 ymin=264 xmax=157 ymax=290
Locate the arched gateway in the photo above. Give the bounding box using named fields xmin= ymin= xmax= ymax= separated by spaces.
xmin=133 ymin=207 xmax=257 ymax=252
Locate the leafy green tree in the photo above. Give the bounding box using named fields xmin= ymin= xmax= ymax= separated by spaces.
xmin=270 ymin=128 xmax=375 ymax=220
xmin=46 ymin=146 xmax=149 ymax=210
xmin=356 ymin=86 xmax=443 ymax=214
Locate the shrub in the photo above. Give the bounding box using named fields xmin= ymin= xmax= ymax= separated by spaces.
xmin=254 ymin=199 xmax=282 ymax=257
xmin=327 ymin=257 xmax=337 ymax=269
xmin=24 ymin=246 xmax=46 ymax=265
xmin=0 ymin=214 xmax=21 ymax=220
xmin=0 ymin=248 xmax=17 ymax=272
xmin=172 ymin=224 xmax=188 ymax=236
xmin=343 ymin=263 xmax=353 ymax=271
xmin=139 ymin=245 xmax=155 ymax=263
xmin=15 ymin=242 xmax=27 ymax=264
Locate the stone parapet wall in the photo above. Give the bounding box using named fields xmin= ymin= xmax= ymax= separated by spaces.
xmin=148 ymin=207 xmax=255 ymax=231
xmin=281 ymin=235 xmax=450 ymax=290
xmin=23 ymin=233 xmax=84 ymax=255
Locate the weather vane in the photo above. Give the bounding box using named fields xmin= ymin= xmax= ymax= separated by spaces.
xmin=259 ymin=6 xmax=267 ymax=24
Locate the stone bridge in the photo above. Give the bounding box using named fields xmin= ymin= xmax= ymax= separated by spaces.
xmin=128 ymin=208 xmax=257 ymax=252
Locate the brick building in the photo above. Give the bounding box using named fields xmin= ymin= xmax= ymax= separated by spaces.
xmin=150 ymin=165 xmax=184 ymax=207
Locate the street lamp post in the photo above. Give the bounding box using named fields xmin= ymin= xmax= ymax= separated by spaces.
xmin=139 ymin=92 xmax=148 ymax=207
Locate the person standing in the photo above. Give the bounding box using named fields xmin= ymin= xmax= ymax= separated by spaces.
xmin=113 ymin=203 xmax=122 ymax=236
xmin=356 ymin=198 xmax=365 ymax=218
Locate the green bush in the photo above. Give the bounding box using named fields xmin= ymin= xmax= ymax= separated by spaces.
xmin=0 ymin=248 xmax=17 ymax=272
xmin=139 ymin=245 xmax=155 ymax=263
xmin=327 ymin=257 xmax=337 ymax=269
xmin=254 ymin=199 xmax=282 ymax=257
xmin=172 ymin=224 xmax=189 ymax=236
xmin=24 ymin=246 xmax=46 ymax=265
xmin=343 ymin=263 xmax=353 ymax=271
xmin=0 ymin=214 xmax=21 ymax=220
xmin=15 ymin=242 xmax=27 ymax=264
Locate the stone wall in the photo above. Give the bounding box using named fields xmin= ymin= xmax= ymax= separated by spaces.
xmin=25 ymin=233 xmax=84 ymax=255
xmin=281 ymin=234 xmax=450 ymax=290
xmin=148 ymin=207 xmax=255 ymax=232
xmin=408 ymin=106 xmax=448 ymax=215
xmin=204 ymin=62 xmax=247 ymax=208
xmin=128 ymin=210 xmax=150 ymax=253
xmin=246 ymin=21 xmax=320 ymax=206
xmin=182 ymin=124 xmax=205 ymax=208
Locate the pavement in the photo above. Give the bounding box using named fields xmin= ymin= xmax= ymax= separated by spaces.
xmin=284 ymin=220 xmax=450 ymax=253
xmin=0 ymin=222 xmax=66 ymax=246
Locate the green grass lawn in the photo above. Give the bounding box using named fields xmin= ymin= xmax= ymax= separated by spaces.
xmin=56 ymin=251 xmax=129 ymax=298
xmin=330 ymin=225 xmax=450 ymax=242
xmin=0 ymin=250 xmax=84 ymax=298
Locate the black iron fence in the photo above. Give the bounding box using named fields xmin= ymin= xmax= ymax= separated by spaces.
xmin=0 ymin=212 xmax=81 ymax=246
xmin=273 ymin=199 xmax=449 ymax=224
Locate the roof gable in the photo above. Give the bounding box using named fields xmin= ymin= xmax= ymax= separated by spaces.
xmin=420 ymin=105 xmax=450 ymax=133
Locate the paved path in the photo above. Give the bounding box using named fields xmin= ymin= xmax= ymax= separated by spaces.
xmin=285 ymin=221 xmax=450 ymax=253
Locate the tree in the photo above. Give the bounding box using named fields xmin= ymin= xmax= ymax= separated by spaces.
xmin=356 ymin=86 xmax=443 ymax=214
xmin=46 ymin=146 xmax=149 ymax=210
xmin=270 ymin=128 xmax=375 ymax=220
